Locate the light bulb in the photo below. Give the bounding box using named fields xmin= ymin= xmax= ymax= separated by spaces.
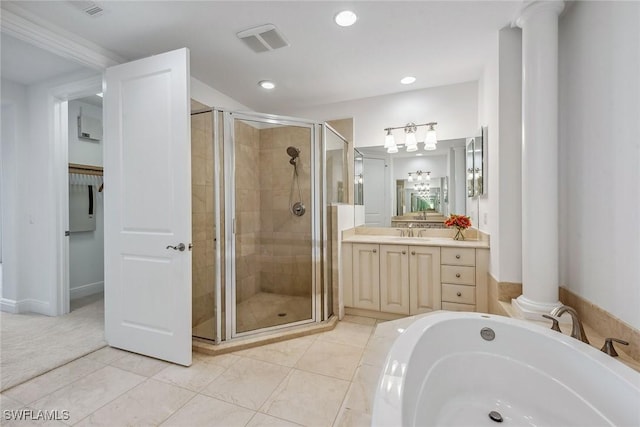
xmin=408 ymin=173 xmax=413 ymax=182
xmin=424 ymin=124 xmax=438 ymax=150
xmin=384 ymin=129 xmax=395 ymax=148
xmin=405 ymin=132 xmax=417 ymax=148
xmin=387 ymin=145 xmax=398 ymax=154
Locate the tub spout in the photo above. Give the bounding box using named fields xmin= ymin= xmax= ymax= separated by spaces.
xmin=550 ymin=305 xmax=589 ymax=344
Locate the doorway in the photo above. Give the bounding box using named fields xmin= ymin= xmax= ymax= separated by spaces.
xmin=67 ymin=95 xmax=105 ymax=313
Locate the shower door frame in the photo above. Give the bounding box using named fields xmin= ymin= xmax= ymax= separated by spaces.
xmin=220 ymin=110 xmax=327 ymax=340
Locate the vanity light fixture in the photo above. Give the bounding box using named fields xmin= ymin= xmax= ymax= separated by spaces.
xmin=409 ymin=170 xmax=430 ymax=183
xmin=383 ymin=122 xmax=438 ymax=153
xmin=335 ymin=10 xmax=357 ymax=27
xmin=259 ymin=80 xmax=276 ymax=89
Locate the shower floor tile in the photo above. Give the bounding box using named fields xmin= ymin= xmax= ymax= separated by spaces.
xmin=236 ymin=292 xmax=312 ymax=333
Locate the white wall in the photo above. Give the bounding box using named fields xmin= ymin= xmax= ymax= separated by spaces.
xmin=68 ymin=100 xmax=103 ymax=166
xmin=0 ymin=70 xmax=100 ymax=315
xmin=191 ymin=77 xmax=249 ymax=111
xmin=0 ymin=78 xmax=29 ymax=311
xmin=392 ymin=155 xmax=447 ymax=182
xmin=559 ymin=1 xmax=640 ymax=329
xmin=477 ymin=26 xmax=523 ymax=284
xmin=68 ymin=100 xmax=104 ymax=299
xmin=281 ymin=81 xmax=479 ymax=148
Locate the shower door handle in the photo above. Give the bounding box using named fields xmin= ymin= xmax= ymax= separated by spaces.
xmin=166 ymin=243 xmax=186 ymax=252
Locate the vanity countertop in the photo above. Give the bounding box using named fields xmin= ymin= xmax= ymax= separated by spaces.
xmin=342 ymin=234 xmax=489 ymax=249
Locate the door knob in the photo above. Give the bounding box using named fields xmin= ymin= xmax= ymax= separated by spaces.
xmin=166 ymin=243 xmax=186 ymax=251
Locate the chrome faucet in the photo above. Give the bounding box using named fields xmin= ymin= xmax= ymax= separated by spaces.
xmin=407 ymin=223 xmax=415 ymax=237
xmin=550 ymin=305 xmax=589 ymax=344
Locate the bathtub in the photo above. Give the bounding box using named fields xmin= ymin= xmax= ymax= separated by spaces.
xmin=372 ymin=312 xmax=640 ymax=426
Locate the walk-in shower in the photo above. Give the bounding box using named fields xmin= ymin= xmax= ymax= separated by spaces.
xmin=190 ymin=108 xmax=333 ymax=344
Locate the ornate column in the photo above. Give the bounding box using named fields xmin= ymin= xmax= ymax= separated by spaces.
xmin=512 ymin=1 xmax=565 ymax=319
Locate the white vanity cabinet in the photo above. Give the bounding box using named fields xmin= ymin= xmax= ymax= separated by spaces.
xmin=342 ymin=238 xmax=489 ymax=318
xmin=345 ymin=243 xmax=441 ymax=315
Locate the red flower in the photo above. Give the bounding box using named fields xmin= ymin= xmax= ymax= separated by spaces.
xmin=444 ymin=214 xmax=472 ymax=229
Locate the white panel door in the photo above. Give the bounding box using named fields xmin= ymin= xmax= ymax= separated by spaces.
xmin=380 ymin=245 xmax=410 ymax=314
xmin=409 ymin=245 xmax=441 ymax=314
xmin=363 ymin=157 xmax=387 ymax=226
xmin=104 ymin=48 xmax=192 ymax=366
xmin=352 ymin=243 xmax=380 ymax=311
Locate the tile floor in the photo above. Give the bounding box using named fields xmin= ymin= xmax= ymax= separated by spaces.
xmin=0 ymin=315 xmax=384 ymax=427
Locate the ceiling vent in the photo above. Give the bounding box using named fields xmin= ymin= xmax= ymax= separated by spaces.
xmin=68 ymin=1 xmax=105 ymax=17
xmin=236 ymin=24 xmax=289 ymax=53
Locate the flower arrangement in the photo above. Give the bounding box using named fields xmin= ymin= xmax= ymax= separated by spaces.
xmin=444 ymin=214 xmax=472 ymax=240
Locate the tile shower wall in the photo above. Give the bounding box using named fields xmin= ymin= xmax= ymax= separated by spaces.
xmin=192 ymin=113 xmax=216 ymax=329
xmin=258 ymin=127 xmax=312 ymax=297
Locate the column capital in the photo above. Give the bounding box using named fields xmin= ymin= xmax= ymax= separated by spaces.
xmin=513 ymin=1 xmax=565 ymax=28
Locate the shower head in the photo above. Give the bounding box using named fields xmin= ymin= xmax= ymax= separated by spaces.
xmin=287 ymin=146 xmax=300 ymax=159
xmin=287 ymin=146 xmax=300 ymax=165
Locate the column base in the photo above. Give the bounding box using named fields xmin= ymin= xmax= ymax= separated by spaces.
xmin=511 ymin=295 xmax=564 ymax=322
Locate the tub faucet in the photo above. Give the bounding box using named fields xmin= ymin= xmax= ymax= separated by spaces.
xmin=550 ymin=305 xmax=589 ymax=344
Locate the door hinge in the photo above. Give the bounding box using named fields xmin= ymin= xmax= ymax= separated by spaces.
xmin=65 ymin=230 xmax=70 ymax=236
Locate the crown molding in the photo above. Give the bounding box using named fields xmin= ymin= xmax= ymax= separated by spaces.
xmin=1 ymin=3 xmax=126 ymax=70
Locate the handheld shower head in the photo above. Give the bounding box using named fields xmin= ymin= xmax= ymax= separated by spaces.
xmin=287 ymin=146 xmax=300 ymax=159
xmin=287 ymin=146 xmax=300 ymax=165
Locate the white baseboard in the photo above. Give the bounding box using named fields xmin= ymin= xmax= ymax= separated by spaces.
xmin=0 ymin=298 xmax=18 ymax=313
xmin=70 ymin=281 xmax=104 ymax=300
xmin=0 ymin=298 xmax=51 ymax=314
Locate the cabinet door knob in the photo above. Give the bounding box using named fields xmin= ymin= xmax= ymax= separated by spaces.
xmin=411 ymin=251 xmax=416 ymax=255
xmin=456 ymin=254 xmax=461 ymax=259
xmin=402 ymin=250 xmax=406 ymax=254
xmin=457 ymin=292 xmax=462 ymax=297
xmin=372 ymin=249 xmax=377 ymax=253
xmin=456 ymin=273 xmax=461 ymax=278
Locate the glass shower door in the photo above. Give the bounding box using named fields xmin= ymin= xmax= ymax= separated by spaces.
xmin=227 ymin=114 xmax=317 ymax=336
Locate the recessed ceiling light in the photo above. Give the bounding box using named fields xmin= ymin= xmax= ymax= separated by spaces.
xmin=401 ymin=76 xmax=416 ymax=85
xmin=335 ymin=10 xmax=357 ymax=27
xmin=259 ymin=80 xmax=275 ymax=90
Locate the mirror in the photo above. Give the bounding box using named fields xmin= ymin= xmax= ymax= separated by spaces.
xmin=357 ymin=136 xmax=477 ymax=227
xmin=354 ymin=149 xmax=364 ymax=206
xmin=466 ymin=126 xmax=486 ymax=198
xmin=325 ymin=124 xmax=349 ymax=204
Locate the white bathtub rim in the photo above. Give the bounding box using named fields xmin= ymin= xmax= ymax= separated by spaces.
xmin=372 ymin=311 xmax=640 ymax=427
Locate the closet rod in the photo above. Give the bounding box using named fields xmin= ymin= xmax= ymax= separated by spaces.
xmin=68 ymin=163 xmax=103 ymax=176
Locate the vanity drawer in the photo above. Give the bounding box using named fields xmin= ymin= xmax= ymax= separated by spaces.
xmin=441 ymin=283 xmax=476 ymax=305
xmin=441 ymin=301 xmax=476 ymax=312
xmin=441 ymin=247 xmax=475 ymax=266
xmin=441 ymin=265 xmax=475 ymax=285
